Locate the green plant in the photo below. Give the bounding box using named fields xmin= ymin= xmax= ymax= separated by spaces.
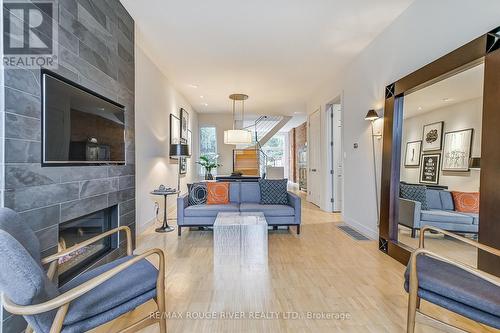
xmin=196 ymin=155 xmax=221 ymax=174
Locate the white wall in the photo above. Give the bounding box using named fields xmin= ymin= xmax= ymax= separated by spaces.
xmin=401 ymin=98 xmax=482 ymax=192
xmin=306 ymin=0 xmax=500 ymax=239
xmin=135 ymin=28 xmax=199 ymax=232
xmin=197 ymin=113 xmax=236 ymax=175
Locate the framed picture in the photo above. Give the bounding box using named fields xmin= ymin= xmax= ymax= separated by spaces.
xmin=442 ymin=128 xmax=473 ymax=171
xmin=422 ymin=121 xmax=443 ymax=151
xmin=179 ymin=157 xmax=187 ymax=175
xmin=420 ymin=153 xmax=441 ymax=184
xmin=404 ymin=140 xmax=422 ymax=167
xmin=180 ymin=108 xmax=189 ymax=140
xmin=170 ymin=114 xmax=180 ymax=145
xmin=187 ymin=129 xmax=192 ymax=150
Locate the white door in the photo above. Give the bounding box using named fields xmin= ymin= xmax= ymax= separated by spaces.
xmin=332 ymin=104 xmax=343 ymax=211
xmin=308 ymin=110 xmax=321 ymax=207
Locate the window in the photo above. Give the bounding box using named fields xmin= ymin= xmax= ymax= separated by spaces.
xmin=262 ymin=133 xmax=285 ymax=167
xmin=200 ymin=127 xmax=217 ymax=157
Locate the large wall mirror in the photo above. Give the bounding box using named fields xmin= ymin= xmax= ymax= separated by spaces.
xmin=379 ymin=27 xmax=500 ymax=276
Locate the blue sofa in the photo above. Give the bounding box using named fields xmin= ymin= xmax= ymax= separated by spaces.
xmin=399 ymin=188 xmax=479 ymax=237
xmin=177 ymin=182 xmax=301 ymax=236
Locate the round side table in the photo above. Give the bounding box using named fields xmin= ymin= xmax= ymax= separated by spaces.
xmin=151 ymin=190 xmax=180 ymax=233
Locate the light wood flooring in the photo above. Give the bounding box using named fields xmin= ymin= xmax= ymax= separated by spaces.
xmin=92 ymin=194 xmax=496 ymax=333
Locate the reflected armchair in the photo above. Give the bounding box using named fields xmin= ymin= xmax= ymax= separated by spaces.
xmin=405 ymin=225 xmax=500 ymax=332
xmin=0 ymin=208 xmax=167 ymax=333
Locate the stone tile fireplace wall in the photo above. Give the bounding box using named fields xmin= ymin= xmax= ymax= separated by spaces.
xmin=1 ymin=1 xmax=135 ymax=331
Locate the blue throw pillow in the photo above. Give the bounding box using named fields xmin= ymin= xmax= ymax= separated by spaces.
xmin=400 ymin=184 xmax=428 ymax=210
xmin=259 ymin=179 xmax=288 ymax=205
xmin=187 ymin=183 xmax=207 ymax=205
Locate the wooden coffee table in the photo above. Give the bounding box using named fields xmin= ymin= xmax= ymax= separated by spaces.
xmin=213 ymin=212 xmax=268 ymax=267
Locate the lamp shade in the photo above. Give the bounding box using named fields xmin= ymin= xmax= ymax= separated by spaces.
xmin=469 ymin=157 xmax=481 ymax=169
xmin=169 ymin=143 xmax=190 ymax=157
xmin=224 ymin=129 xmax=252 ymax=144
xmin=365 ymin=109 xmax=379 ymax=121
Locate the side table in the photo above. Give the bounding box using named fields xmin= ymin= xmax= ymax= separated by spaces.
xmin=151 ymin=190 xmax=179 ymax=233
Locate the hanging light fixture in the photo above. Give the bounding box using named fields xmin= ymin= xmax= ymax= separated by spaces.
xmin=224 ymin=93 xmax=252 ymax=144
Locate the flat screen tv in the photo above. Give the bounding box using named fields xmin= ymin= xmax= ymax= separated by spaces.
xmin=42 ymin=70 xmax=126 ymax=165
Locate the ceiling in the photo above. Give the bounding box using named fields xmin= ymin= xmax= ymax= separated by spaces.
xmin=121 ymin=0 xmax=414 ymax=115
xmin=404 ymin=63 xmax=484 ymax=119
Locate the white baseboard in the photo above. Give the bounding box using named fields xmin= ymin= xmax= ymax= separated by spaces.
xmin=343 ymin=216 xmax=378 ymax=240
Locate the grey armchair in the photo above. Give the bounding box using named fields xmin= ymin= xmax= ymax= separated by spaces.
xmin=0 ymin=208 xmax=167 ymax=333
xmin=405 ymin=225 xmax=500 ymax=332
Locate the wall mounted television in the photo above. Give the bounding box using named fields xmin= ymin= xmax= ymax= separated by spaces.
xmin=42 ymin=70 xmax=126 ymax=166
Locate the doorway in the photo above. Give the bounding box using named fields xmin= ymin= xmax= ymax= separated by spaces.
xmin=308 ymin=109 xmax=321 ymax=207
xmin=327 ymin=102 xmax=343 ymax=212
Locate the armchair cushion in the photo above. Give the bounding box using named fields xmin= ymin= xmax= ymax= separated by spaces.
xmin=239 ymin=203 xmax=294 ymax=216
xmin=420 ymin=210 xmax=474 ymax=225
xmin=404 ymin=255 xmax=500 ymax=328
xmin=60 ymin=255 xmax=158 ymax=327
xmin=184 ymin=203 xmax=239 ymax=217
xmin=259 ymin=179 xmax=288 ymax=205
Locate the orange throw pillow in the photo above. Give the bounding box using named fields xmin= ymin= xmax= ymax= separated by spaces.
xmin=206 ymin=182 xmax=229 ymax=205
xmin=452 ymin=191 xmax=479 ymax=213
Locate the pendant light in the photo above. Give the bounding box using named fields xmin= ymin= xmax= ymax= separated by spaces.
xmin=224 ymin=93 xmax=252 ymax=144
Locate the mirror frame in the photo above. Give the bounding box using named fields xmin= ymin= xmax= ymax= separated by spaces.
xmin=379 ymin=26 xmax=500 ymax=276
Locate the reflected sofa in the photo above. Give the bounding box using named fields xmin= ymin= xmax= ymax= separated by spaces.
xmin=399 ymin=187 xmax=478 ymax=237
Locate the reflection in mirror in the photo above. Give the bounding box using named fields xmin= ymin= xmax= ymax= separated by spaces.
xmin=398 ymin=62 xmax=484 ymax=267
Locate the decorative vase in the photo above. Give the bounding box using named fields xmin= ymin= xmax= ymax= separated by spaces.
xmin=205 ymin=171 xmax=213 ymax=180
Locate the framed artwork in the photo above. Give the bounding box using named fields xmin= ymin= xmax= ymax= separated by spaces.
xmin=420 ymin=153 xmax=441 ymax=184
xmin=180 ymin=108 xmax=189 ymax=140
xmin=170 ymin=114 xmax=180 ymax=145
xmin=179 ymin=157 xmax=187 ymax=175
xmin=404 ymin=140 xmax=422 ymax=167
xmin=442 ymin=128 xmax=473 ymax=171
xmin=422 ymin=121 xmax=443 ymax=151
xmin=187 ymin=129 xmax=192 ymax=150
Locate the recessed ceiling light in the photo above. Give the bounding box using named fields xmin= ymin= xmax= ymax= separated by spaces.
xmin=417 ymin=106 xmax=423 ymax=110
xmin=202 ymin=103 xmax=208 ymax=106
xmin=443 ymin=98 xmax=452 ymax=102
xmin=188 ymin=84 xmax=198 ymax=88
xmin=200 ymin=95 xmax=204 ymax=99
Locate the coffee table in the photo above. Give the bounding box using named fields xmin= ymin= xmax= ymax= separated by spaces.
xmin=213 ymin=212 xmax=268 ymax=267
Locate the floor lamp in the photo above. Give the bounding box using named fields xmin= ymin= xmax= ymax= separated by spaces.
xmin=365 ymin=110 xmax=381 ymax=226
xmin=170 ymin=143 xmax=191 ymax=194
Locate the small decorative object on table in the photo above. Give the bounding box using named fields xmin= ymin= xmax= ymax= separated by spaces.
xmin=151 ymin=186 xmax=179 ymax=233
xmin=196 ymin=154 xmax=221 ymax=180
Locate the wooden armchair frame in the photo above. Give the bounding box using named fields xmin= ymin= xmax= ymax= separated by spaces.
xmin=407 ymin=225 xmax=500 ymax=333
xmin=2 ymin=226 xmax=167 ymax=333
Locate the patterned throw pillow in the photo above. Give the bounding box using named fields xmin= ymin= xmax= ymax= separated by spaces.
xmin=400 ymin=184 xmax=428 ymax=210
xmin=187 ymin=183 xmax=207 ymax=205
xmin=259 ymin=179 xmax=288 ymax=205
xmin=452 ymin=191 xmax=480 ymax=213
xmin=206 ymin=182 xmax=230 ymax=205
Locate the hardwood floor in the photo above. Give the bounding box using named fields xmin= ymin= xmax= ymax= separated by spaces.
xmin=92 ymin=193 xmax=496 ymax=333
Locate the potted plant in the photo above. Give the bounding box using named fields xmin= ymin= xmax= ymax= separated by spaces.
xmin=196 ymin=155 xmax=221 ymax=180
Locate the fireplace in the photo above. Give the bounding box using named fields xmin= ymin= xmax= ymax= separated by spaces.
xmin=58 ymin=206 xmax=118 ymax=285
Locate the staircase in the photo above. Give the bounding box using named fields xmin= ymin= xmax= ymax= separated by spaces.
xmin=233 ymin=115 xmax=291 ymax=177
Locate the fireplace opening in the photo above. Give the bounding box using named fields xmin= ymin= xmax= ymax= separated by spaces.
xmin=58 ymin=206 xmax=118 ymax=286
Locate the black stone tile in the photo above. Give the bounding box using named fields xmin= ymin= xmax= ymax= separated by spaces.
xmin=5 ymin=86 xmax=41 ymax=118
xmin=58 ymin=25 xmax=79 ymax=54
xmin=4 ymin=67 xmax=41 ymax=96
xmin=35 ymin=225 xmax=58 ymax=251
xmin=60 ymin=0 xmax=77 ymax=17
xmin=51 ymin=63 xmax=80 ymax=83
xmin=4 ymin=139 xmax=41 ymax=163
xmin=20 ymin=205 xmax=60 ymax=232
xmin=118 ymin=42 xmax=133 ymax=63
xmin=60 ymin=194 xmax=108 ymax=222
xmin=120 ymin=209 xmax=135 ymax=226
xmin=79 ymin=40 xmax=117 ymax=79
xmin=5 ymin=164 xmax=60 ymax=189
xmin=79 ymin=178 xmax=119 ymax=198
xmin=5 ymin=113 xmax=41 ymax=140
xmin=119 ymin=198 xmax=135 ymax=215
xmin=77 ymin=0 xmax=108 ymax=30
xmin=108 ymin=164 xmax=134 ymax=177
xmin=2 ymin=314 xmax=27 ymax=333
xmin=59 ymin=165 xmax=108 ymax=182
xmin=41 ymin=245 xmax=58 ymax=259
xmin=4 ymin=183 xmax=79 ymax=211
xmin=119 ymin=175 xmax=134 ymax=190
